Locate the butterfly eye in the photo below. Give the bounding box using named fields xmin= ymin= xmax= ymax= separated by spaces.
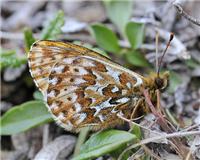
xmin=155 ymin=77 xmax=164 ymax=89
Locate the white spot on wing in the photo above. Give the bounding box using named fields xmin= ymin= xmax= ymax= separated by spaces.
xmin=111 ymin=86 xmax=119 ymax=92
xmin=91 ymin=98 xmax=115 ymax=116
xmin=86 ymin=86 xmax=96 ymax=91
xmin=81 ymin=59 xmax=95 ymax=67
xmin=74 ymin=78 xmax=86 ymax=85
xmin=53 ymin=65 xmax=65 ymax=73
xmin=116 ymin=97 xmax=130 ymax=103
xmin=106 ymin=66 xmax=121 ymax=83
xmin=126 ymin=82 xmax=131 ymax=88
xmin=92 ymin=71 xmax=103 ymax=80
xmin=57 ymin=112 xmax=65 ymax=120
xmin=49 ymin=102 xmax=57 ymax=109
xmin=63 ymin=57 xmax=75 ymax=64
xmin=77 ymin=67 xmax=88 ymax=75
xmin=74 ymin=103 xmax=82 ymax=112
xmin=47 ymin=90 xmax=55 ymax=97
xmin=98 ymin=114 xmax=105 ymax=122
xmin=133 ymin=76 xmax=143 ymax=87
xmin=97 ymin=86 xmax=105 ymax=95
xmin=49 ymin=77 xmax=58 ymax=85
xmin=74 ymin=113 xmax=87 ymax=124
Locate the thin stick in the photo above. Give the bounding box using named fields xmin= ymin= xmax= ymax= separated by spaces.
xmin=73 ymin=127 xmax=90 ymax=157
xmin=141 ymin=144 xmax=162 ymax=160
xmin=142 ymin=88 xmax=191 ymax=158
xmin=142 ymin=89 xmax=160 ymax=117
xmin=117 ymin=113 xmax=162 ymax=135
xmin=173 ymin=2 xmax=200 ymax=26
xmin=182 ymin=124 xmax=200 ymax=132
xmin=118 ymin=130 xmax=200 ymax=160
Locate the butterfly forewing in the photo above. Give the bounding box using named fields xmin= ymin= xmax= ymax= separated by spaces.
xmin=28 ymin=40 xmax=144 ymax=132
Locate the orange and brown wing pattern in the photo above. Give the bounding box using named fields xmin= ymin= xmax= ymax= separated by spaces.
xmin=28 ymin=40 xmax=89 ymax=94
xmin=28 ymin=40 xmax=144 ymax=132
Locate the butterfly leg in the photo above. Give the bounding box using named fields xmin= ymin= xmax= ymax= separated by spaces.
xmin=130 ymin=98 xmax=144 ymax=119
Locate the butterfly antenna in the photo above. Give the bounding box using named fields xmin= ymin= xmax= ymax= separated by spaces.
xmin=155 ymin=31 xmax=159 ymax=75
xmin=157 ymin=32 xmax=174 ymax=77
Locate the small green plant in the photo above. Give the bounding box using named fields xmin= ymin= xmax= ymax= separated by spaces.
xmin=0 ymin=48 xmax=27 ymax=71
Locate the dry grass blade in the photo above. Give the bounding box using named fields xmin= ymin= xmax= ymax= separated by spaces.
xmin=118 ymin=130 xmax=200 ymax=160
xmin=142 ymin=88 xmax=192 ymax=159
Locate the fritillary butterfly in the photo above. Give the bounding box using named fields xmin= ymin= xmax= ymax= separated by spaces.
xmin=28 ymin=40 xmax=169 ymax=132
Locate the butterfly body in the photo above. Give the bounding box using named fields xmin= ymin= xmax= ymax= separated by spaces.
xmin=28 ymin=40 xmax=169 ymax=132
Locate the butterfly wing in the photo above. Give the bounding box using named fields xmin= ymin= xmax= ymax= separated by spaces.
xmin=28 ymin=40 xmax=90 ymax=94
xmin=28 ymin=40 xmax=144 ymax=132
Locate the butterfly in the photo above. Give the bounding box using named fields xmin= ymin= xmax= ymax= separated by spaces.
xmin=28 ymin=40 xmax=169 ymax=132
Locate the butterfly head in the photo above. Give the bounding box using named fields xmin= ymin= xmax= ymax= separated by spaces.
xmin=154 ymin=71 xmax=169 ymax=91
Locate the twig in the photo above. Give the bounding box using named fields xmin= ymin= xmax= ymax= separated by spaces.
xmin=185 ymin=135 xmax=200 ymax=160
xmin=73 ymin=127 xmax=90 ymax=157
xmin=142 ymin=89 xmax=160 ymax=117
xmin=142 ymin=88 xmax=191 ymax=159
xmin=182 ymin=124 xmax=200 ymax=132
xmin=173 ymin=2 xmax=200 ymax=26
xmin=117 ymin=113 xmax=162 ymax=136
xmin=128 ymin=148 xmax=144 ymax=160
xmin=165 ymin=108 xmax=179 ymax=126
xmin=118 ymin=130 xmax=200 ymax=160
xmin=141 ymin=144 xmax=162 ymax=160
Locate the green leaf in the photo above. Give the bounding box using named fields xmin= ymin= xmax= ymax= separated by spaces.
xmin=103 ymin=0 xmax=133 ymax=35
xmin=126 ymin=22 xmax=145 ymax=49
xmin=90 ymin=24 xmax=120 ymax=53
xmin=0 ymin=48 xmax=27 ymax=71
xmin=125 ymin=50 xmax=150 ymax=67
xmin=73 ymin=41 xmax=109 ymax=58
xmin=72 ymin=130 xmax=136 ymax=160
xmin=23 ymin=27 xmax=36 ymax=52
xmin=0 ymin=101 xmax=53 ymax=135
xmin=41 ymin=10 xmax=65 ymax=40
xmin=33 ymin=91 xmax=44 ymax=100
xmin=185 ymin=58 xmax=200 ymax=69
xmin=168 ymin=71 xmax=182 ymax=93
xmin=92 ymin=47 xmax=109 ymax=58
xmin=130 ymin=125 xmax=142 ymax=140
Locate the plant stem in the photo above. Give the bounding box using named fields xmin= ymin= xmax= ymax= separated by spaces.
xmin=73 ymin=127 xmax=90 ymax=157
